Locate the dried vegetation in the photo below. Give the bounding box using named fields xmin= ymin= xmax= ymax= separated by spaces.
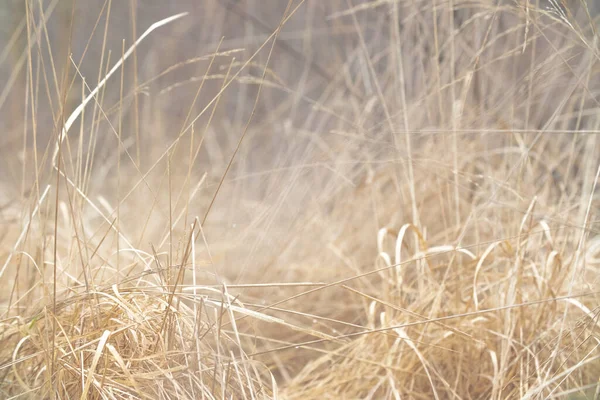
xmin=1 ymin=0 xmax=599 ymax=398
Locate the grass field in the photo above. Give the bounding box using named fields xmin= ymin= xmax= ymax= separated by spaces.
xmin=1 ymin=0 xmax=599 ymax=398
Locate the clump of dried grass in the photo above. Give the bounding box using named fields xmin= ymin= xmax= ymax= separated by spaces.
xmin=280 ymin=218 xmax=600 ymax=399
xmin=0 ymin=282 xmax=276 ymax=399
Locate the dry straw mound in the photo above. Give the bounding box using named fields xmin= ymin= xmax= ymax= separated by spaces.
xmin=1 ymin=0 xmax=600 ymax=399
xmin=1 ymin=286 xmax=275 ymax=399
xmin=281 ymin=221 xmax=600 ymax=399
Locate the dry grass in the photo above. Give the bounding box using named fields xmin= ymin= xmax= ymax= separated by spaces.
xmin=1 ymin=0 xmax=600 ymax=398
xmin=1 ymin=286 xmax=275 ymax=399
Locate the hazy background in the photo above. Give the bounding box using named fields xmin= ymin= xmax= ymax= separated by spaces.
xmin=2 ymin=0 xmax=599 ymax=299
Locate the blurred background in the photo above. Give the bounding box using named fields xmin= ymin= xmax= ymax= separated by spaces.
xmin=1 ymin=0 xmax=599 ymax=291
xmin=0 ymin=0 xmax=599 ymax=301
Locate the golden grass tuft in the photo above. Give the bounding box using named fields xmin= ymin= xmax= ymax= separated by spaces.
xmin=281 ymin=223 xmax=600 ymax=399
xmin=1 ymin=283 xmax=275 ymax=399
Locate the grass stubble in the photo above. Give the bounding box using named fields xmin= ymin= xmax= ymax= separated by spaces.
xmin=0 ymin=0 xmax=600 ymax=398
